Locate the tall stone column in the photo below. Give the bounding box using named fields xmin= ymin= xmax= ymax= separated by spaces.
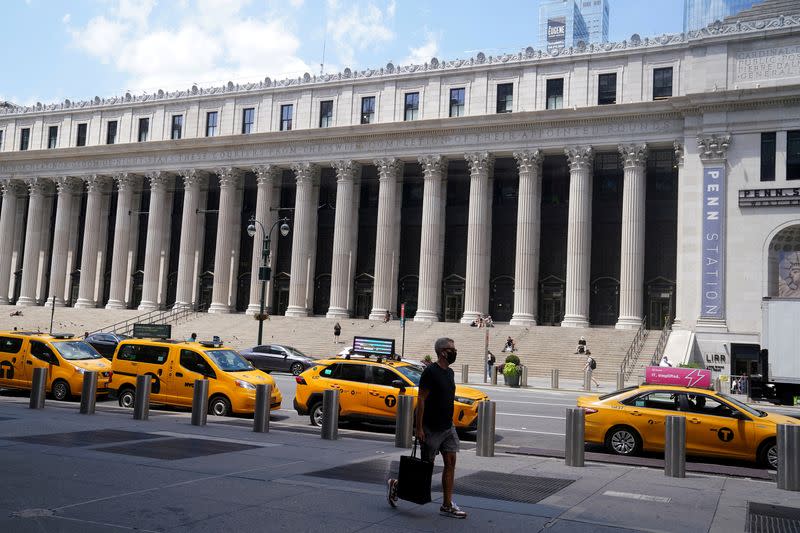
xmin=616 ymin=144 xmax=648 ymax=329
xmin=245 ymin=165 xmax=281 ymax=315
xmin=327 ymin=160 xmax=361 ymax=319
xmin=461 ymin=152 xmax=494 ymax=324
xmin=415 ymin=155 xmax=447 ymax=322
xmin=106 ymin=173 xmax=141 ymax=309
xmin=562 ymin=146 xmax=594 ymax=328
xmin=0 ymin=180 xmax=26 ymax=304
xmin=671 ymin=142 xmax=687 ymax=330
xmin=75 ymin=175 xmax=112 ymax=309
xmin=286 ymin=163 xmax=320 ymax=317
xmin=369 ymin=158 xmax=404 ymax=321
xmin=174 ymin=169 xmax=207 ymax=310
xmin=209 ymin=168 xmax=243 ymax=314
xmin=47 ymin=177 xmax=83 ymax=307
xmin=17 ymin=178 xmax=54 ymax=306
xmin=510 ymin=150 xmax=544 ymax=326
xmin=138 ymin=171 xmax=172 ymax=311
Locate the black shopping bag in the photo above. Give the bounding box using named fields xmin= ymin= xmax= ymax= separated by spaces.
xmin=397 ymin=437 xmax=433 ymax=504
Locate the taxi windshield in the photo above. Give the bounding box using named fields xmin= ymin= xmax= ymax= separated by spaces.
xmin=53 ymin=341 xmax=102 ymax=361
xmin=395 ymin=365 xmax=422 ymax=386
xmin=204 ymin=349 xmax=254 ymax=372
xmin=717 ymin=393 xmax=766 ymax=417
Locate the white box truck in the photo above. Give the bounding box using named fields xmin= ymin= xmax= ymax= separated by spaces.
xmin=761 ymin=298 xmax=800 ymax=405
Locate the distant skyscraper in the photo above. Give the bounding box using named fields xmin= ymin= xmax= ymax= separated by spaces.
xmin=683 ymin=0 xmax=759 ymax=32
xmin=538 ymin=0 xmax=610 ymax=52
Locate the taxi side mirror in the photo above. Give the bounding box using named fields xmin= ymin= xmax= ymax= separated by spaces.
xmin=391 ymin=379 xmax=406 ymax=391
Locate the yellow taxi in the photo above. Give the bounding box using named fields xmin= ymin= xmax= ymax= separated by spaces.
xmin=0 ymin=331 xmax=112 ymax=400
xmin=293 ymin=356 xmax=489 ymax=430
xmin=578 ymin=384 xmax=799 ymax=469
xmin=109 ymin=338 xmax=281 ymax=416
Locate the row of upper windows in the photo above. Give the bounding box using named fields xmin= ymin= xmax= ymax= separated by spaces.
xmin=0 ymin=68 xmax=674 ymax=151
xmin=761 ymin=131 xmax=800 ymax=181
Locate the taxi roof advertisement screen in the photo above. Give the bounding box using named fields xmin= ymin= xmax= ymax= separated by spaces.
xmin=353 ymin=336 xmax=395 ymax=357
xmin=645 ymin=366 xmax=712 ymax=389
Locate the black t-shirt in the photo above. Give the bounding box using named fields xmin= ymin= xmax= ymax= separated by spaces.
xmin=419 ymin=362 xmax=455 ymax=431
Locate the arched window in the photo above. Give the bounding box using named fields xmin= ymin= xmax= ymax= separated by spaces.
xmin=768 ymin=225 xmax=800 ymax=298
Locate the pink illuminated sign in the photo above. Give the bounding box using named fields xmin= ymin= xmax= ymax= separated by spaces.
xmin=645 ymin=366 xmax=712 ymax=389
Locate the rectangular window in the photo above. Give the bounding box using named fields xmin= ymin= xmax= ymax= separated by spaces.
xmin=319 ymin=100 xmax=333 ymax=128
xmin=360 ymin=96 xmax=375 ymax=124
xmin=0 ymin=130 xmax=4 ymax=150
xmin=171 ymin=115 xmax=183 ymax=140
xmin=496 ymin=83 xmax=513 ymax=113
xmin=598 ymin=73 xmax=617 ymax=105
xmin=138 ymin=118 xmax=149 ymax=142
xmin=546 ymin=78 xmax=564 ymax=110
xmin=788 ymin=131 xmax=800 ymax=180
xmin=117 ymin=344 xmax=169 ymax=364
xmin=20 ymin=128 xmax=30 ymax=151
xmin=404 ymin=92 xmax=419 ymax=121
xmin=760 ymin=132 xmax=776 ymax=182
xmin=47 ymin=126 xmax=58 ymax=149
xmin=653 ymin=67 xmax=673 ymax=99
xmin=106 ymin=120 xmax=118 ymax=145
xmin=76 ymin=123 xmax=88 ymax=147
xmin=206 ymin=111 xmax=218 ymax=137
xmin=242 ymin=107 xmax=255 ymax=134
xmin=280 ymin=104 xmax=293 ymax=131
xmin=449 ymin=88 xmax=465 ymax=117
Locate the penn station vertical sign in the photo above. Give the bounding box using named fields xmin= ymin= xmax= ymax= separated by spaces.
xmin=547 ymin=17 xmax=566 ymax=52
xmin=701 ymin=166 xmax=725 ymax=318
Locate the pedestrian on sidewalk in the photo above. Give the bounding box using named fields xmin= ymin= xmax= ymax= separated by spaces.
xmin=584 ymin=354 xmax=600 ymax=389
xmin=333 ymin=322 xmax=341 ymax=343
xmin=486 ymin=350 xmax=496 ymax=378
xmin=387 ymin=337 xmax=467 ymax=519
xmin=659 ymin=355 xmax=673 ymax=367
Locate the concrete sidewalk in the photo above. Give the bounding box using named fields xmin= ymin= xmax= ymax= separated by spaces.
xmin=0 ymin=397 xmax=798 ymax=532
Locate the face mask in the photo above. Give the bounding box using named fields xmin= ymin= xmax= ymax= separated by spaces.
xmin=446 ymin=350 xmax=457 ymax=364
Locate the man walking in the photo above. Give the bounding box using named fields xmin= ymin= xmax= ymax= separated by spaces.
xmin=387 ymin=337 xmax=466 ymax=519
xmin=584 ymin=354 xmax=600 ymax=389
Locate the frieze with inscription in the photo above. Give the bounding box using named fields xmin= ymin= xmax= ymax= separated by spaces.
xmin=735 ymin=45 xmax=800 ymax=82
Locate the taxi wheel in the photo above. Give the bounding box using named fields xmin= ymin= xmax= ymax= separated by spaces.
xmin=605 ymin=426 xmax=641 ymax=456
xmin=52 ymin=380 xmax=72 ymax=401
xmin=209 ymin=396 xmax=232 ymax=417
xmin=759 ymin=439 xmax=778 ymax=469
xmin=310 ymin=402 xmax=323 ymax=427
xmin=290 ymin=363 xmax=304 ymax=376
xmin=118 ymin=387 xmax=136 ymax=408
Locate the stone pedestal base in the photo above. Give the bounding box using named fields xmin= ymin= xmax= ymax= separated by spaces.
xmin=207 ymin=303 xmax=231 ymax=314
xmin=285 ymin=306 xmax=310 ymax=318
xmin=510 ymin=314 xmax=536 ymax=327
xmin=137 ymin=301 xmax=159 ymax=312
xmin=74 ymin=299 xmax=99 ymax=309
xmin=561 ymin=315 xmax=589 ymax=328
xmin=45 ymin=298 xmax=67 ymax=308
xmin=460 ymin=311 xmax=481 ymax=324
xmin=369 ymin=308 xmax=388 ymax=321
xmin=105 ymin=300 xmax=127 ymax=310
xmin=615 ymin=317 xmax=642 ymax=330
xmin=15 ymin=297 xmax=38 ymax=307
xmin=414 ymin=310 xmax=438 ymax=322
xmin=326 ymin=307 xmax=349 ymax=319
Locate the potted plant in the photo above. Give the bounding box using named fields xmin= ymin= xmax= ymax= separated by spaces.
xmin=503 ymin=354 xmax=521 ymax=387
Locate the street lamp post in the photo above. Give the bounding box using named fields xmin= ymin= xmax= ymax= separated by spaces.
xmin=247 ymin=216 xmax=290 ymax=345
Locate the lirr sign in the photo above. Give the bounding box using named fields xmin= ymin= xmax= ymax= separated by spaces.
xmin=701 ymin=166 xmax=725 ymax=319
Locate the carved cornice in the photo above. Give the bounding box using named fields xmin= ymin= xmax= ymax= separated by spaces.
xmin=83 ymin=174 xmax=111 ymax=194
xmin=618 ymin=144 xmax=648 ymax=168
xmin=291 ymin=162 xmax=320 ymax=185
xmin=673 ymin=141 xmax=685 ymax=168
xmin=374 ymin=158 xmax=403 ymax=181
xmin=418 ymin=155 xmax=446 ymax=179
xmin=697 ymin=134 xmax=731 ymax=162
xmin=252 ymin=165 xmax=280 ymax=186
xmin=55 ymin=176 xmax=83 ymax=195
xmin=0 ymin=179 xmax=27 ymax=197
xmin=331 ymin=160 xmax=361 ymax=182
xmin=465 ymin=152 xmax=494 ymax=178
xmin=565 ymin=146 xmax=594 ymax=171
xmin=513 ymin=150 xmax=543 ymax=174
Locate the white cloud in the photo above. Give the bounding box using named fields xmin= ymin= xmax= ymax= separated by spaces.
xmin=62 ymin=13 xmax=70 ymax=24
xmin=326 ymin=1 xmax=395 ymax=67
xmin=289 ymin=0 xmax=304 ymax=6
xmin=402 ymin=32 xmax=439 ymax=66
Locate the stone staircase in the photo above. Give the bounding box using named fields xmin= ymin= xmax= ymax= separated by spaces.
xmin=628 ymin=332 xmax=662 ymax=381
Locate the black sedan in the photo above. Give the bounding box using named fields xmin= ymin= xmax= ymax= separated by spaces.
xmin=84 ymin=332 xmax=130 ymax=359
xmin=239 ymin=344 xmax=317 ymax=375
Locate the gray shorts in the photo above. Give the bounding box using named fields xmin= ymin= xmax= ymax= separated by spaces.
xmin=421 ymin=425 xmax=459 ymax=462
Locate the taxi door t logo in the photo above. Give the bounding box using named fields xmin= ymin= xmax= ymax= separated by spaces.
xmin=717 ymin=427 xmax=734 ymax=442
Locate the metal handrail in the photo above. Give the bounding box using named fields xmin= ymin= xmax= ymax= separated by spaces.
xmin=90 ymin=305 xmax=198 ymax=336
xmin=619 ymin=316 xmax=648 ymax=377
xmin=650 ymin=318 xmax=673 ymax=366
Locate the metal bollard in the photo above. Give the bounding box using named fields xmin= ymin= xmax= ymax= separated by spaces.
xmin=253 ymin=384 xmax=271 ymax=433
xmin=551 ymin=368 xmax=559 ymax=389
xmin=461 ymin=364 xmax=469 ymax=384
xmin=133 ymin=374 xmax=151 ymax=420
xmin=476 ymin=401 xmax=496 ymax=457
xmin=583 ymin=370 xmax=592 ymax=391
xmin=616 ymin=371 xmax=625 ymax=391
xmin=29 ymin=367 xmax=47 ymax=409
xmin=565 ymin=407 xmax=585 ymax=467
xmin=521 ymin=366 xmax=528 ymax=388
xmin=321 ymin=388 xmax=340 ymax=440
xmin=777 ymin=424 xmax=800 ymax=491
xmin=191 ymin=379 xmax=209 ymax=426
xmin=664 ymin=415 xmax=686 ymax=478
xmin=79 ymin=371 xmax=98 ymax=415
xmin=491 ymin=365 xmax=498 ymax=385
xmin=395 ymin=394 xmax=414 ymax=448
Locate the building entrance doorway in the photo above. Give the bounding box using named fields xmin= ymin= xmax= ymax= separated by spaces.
xmin=646 ymin=279 xmax=675 ymax=330
xmin=442 ymin=275 xmax=465 ymax=322
xmin=272 ymin=273 xmax=290 ymax=316
xmin=353 ymin=274 xmax=374 ymax=319
xmin=313 ymin=274 xmax=331 ymax=316
xmin=489 ymin=276 xmax=514 ymax=322
xmin=538 ymin=277 xmax=564 ymax=326
xmin=198 ymin=271 xmax=214 ymax=312
xmin=590 ymin=277 xmax=620 ymax=326
xmin=130 ymin=271 xmax=143 ymax=309
xmin=397 ymin=275 xmax=418 ymax=319
xmin=68 ymin=270 xmax=81 ymax=307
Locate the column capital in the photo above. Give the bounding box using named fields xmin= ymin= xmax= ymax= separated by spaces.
xmin=513 ymin=150 xmax=543 ymax=173
xmin=1 ymin=179 xmax=27 ymax=197
xmin=331 ymin=160 xmax=361 ymax=181
xmin=291 ymin=162 xmax=320 ymax=185
xmin=673 ymin=141 xmax=685 ymax=167
xmin=55 ymin=176 xmax=83 ymax=195
xmin=418 ymin=155 xmax=446 ymax=178
xmin=145 ymin=171 xmax=171 ymax=191
xmin=697 ymin=134 xmax=730 ymax=162
xmin=374 ymin=158 xmax=403 ymax=181
xmin=215 ymin=167 xmax=243 ymax=188
xmin=465 ymin=152 xmax=494 ymax=177
xmin=25 ymin=177 xmax=54 ymax=196
xmin=83 ymin=174 xmax=112 ymax=194
xmin=252 ymin=165 xmax=281 ymax=186
xmin=618 ymin=143 xmax=648 ymax=168
xmin=178 ymin=169 xmax=207 ymax=189
xmin=113 ymin=172 xmax=142 ymax=192
xmin=565 ymin=146 xmax=594 ymax=170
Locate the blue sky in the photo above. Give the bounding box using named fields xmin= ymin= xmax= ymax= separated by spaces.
xmin=2 ymin=0 xmax=684 ymax=106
